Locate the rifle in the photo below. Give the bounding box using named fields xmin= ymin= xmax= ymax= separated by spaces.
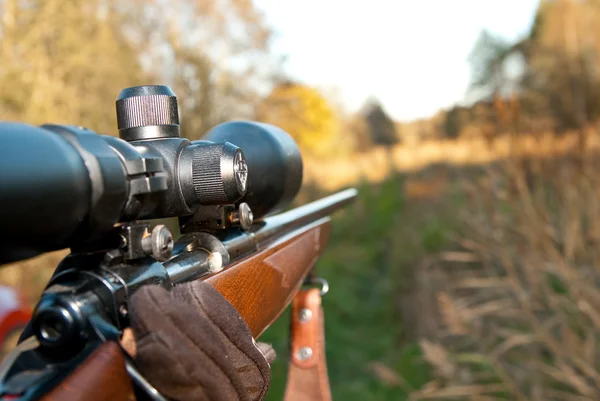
xmin=0 ymin=85 xmax=357 ymax=400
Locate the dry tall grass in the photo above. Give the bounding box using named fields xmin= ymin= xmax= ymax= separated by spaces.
xmin=410 ymin=131 xmax=600 ymax=400
xmin=304 ymin=130 xmax=600 ymax=191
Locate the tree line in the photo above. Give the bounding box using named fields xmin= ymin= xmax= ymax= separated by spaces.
xmin=269 ymin=0 xmax=600 ymax=149
xmin=15 ymin=0 xmax=586 ymax=155
xmin=436 ymin=0 xmax=600 ymax=140
xmin=0 ymin=0 xmax=279 ymax=139
xmin=0 ymin=0 xmax=402 ymax=159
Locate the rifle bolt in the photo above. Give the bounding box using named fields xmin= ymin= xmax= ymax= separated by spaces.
xmin=296 ymin=346 xmax=313 ymax=361
xmin=298 ymin=308 xmax=312 ymax=323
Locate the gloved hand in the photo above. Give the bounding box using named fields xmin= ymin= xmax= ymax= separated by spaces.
xmin=120 ymin=280 xmax=275 ymax=401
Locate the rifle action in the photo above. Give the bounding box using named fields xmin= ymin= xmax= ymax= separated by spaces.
xmin=0 ymin=85 xmax=357 ymax=400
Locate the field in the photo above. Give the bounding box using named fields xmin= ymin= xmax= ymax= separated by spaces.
xmin=268 ymin=129 xmax=600 ymax=400
xmin=2 ymin=131 xmax=600 ymax=400
xmin=263 ymin=170 xmax=458 ymax=400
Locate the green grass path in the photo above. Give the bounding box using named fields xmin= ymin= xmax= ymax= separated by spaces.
xmin=261 ymin=175 xmax=460 ymax=400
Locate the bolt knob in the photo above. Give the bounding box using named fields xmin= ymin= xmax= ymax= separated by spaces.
xmin=116 ymin=85 xmax=180 ymax=141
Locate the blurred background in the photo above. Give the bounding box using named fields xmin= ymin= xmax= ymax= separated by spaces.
xmin=2 ymin=0 xmax=600 ymax=399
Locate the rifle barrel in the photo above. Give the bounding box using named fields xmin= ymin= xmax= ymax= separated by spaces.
xmin=165 ymin=189 xmax=358 ymax=283
xmin=254 ymin=188 xmax=358 ymax=243
xmin=223 ymin=188 xmax=357 ymax=260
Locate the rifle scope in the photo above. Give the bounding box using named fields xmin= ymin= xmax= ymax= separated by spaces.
xmin=0 ymin=85 xmax=302 ymax=262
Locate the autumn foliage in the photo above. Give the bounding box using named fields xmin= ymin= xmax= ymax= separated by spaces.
xmin=258 ymin=82 xmax=340 ymax=158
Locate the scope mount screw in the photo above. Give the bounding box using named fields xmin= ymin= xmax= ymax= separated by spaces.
xmin=296 ymin=346 xmax=313 ymax=361
xmin=142 ymin=225 xmax=173 ymax=262
xmin=231 ymin=202 xmax=253 ymax=231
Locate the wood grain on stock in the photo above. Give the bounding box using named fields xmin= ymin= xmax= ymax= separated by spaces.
xmin=205 ymin=219 xmax=332 ymax=338
xmin=40 ymin=342 xmax=135 ymax=401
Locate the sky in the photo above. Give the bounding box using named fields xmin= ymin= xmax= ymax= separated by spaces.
xmin=254 ymin=0 xmax=541 ymax=122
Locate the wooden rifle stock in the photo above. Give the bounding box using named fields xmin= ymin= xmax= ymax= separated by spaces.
xmin=39 ymin=342 xmax=135 ymax=401
xmin=34 ymin=218 xmax=331 ymax=401
xmin=205 ymin=217 xmax=332 ymax=338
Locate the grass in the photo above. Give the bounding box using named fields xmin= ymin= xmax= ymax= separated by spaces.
xmin=264 ymin=133 xmax=600 ymax=401
xmin=262 ymin=170 xmax=464 ymax=400
xmin=409 ymin=136 xmax=600 ymax=400
xmin=303 ymin=130 xmax=600 ymax=192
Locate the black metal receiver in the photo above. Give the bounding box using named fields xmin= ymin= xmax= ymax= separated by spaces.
xmin=0 ymin=85 xmax=358 ymax=401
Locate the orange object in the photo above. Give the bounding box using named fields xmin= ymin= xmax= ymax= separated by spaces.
xmin=284 ymin=289 xmax=332 ymax=401
xmin=0 ymin=285 xmax=32 ymax=358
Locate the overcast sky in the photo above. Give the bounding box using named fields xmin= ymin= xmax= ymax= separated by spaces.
xmin=254 ymin=0 xmax=540 ymax=122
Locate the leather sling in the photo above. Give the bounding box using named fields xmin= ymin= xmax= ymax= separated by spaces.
xmin=283 ymin=288 xmax=332 ymax=401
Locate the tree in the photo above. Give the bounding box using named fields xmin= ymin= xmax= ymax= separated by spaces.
xmin=468 ymin=0 xmax=600 ymax=132
xmin=257 ymin=81 xmax=340 ymax=158
xmin=346 ymin=113 xmax=373 ymax=152
xmin=0 ymin=0 xmax=148 ymax=133
xmin=0 ymin=0 xmax=281 ymax=138
xmin=120 ymin=0 xmax=281 ymax=139
xmin=468 ymin=30 xmax=515 ymax=102
xmin=443 ymin=106 xmax=466 ymax=139
xmin=361 ymin=98 xmax=400 ymax=147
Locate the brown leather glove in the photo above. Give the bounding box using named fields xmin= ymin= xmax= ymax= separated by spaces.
xmin=120 ymin=281 xmax=275 ymax=401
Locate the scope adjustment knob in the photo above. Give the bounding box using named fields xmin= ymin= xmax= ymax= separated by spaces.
xmin=116 ymin=85 xmax=180 ymax=141
xmin=181 ymin=142 xmax=248 ymax=206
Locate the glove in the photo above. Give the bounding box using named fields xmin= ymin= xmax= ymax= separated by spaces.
xmin=119 ymin=280 xmax=275 ymax=401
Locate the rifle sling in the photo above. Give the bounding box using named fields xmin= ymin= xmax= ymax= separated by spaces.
xmin=283 ymin=288 xmax=332 ymax=401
